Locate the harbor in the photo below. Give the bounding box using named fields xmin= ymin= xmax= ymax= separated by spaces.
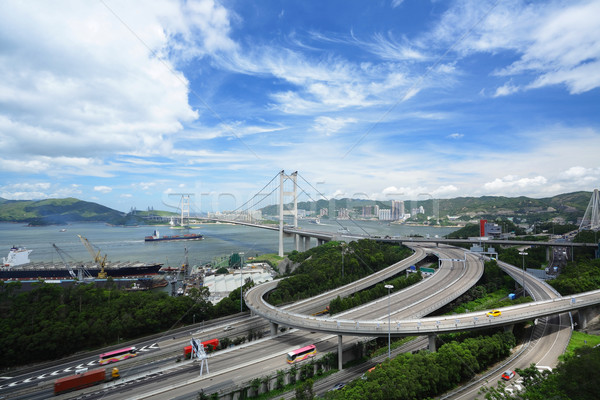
xmin=0 ymin=220 xmax=458 ymax=296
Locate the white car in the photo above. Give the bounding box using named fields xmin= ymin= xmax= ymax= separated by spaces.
xmin=223 ymin=325 xmax=234 ymax=331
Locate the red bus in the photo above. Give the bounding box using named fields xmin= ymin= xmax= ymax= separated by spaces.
xmin=183 ymin=338 xmax=219 ymax=358
xmin=99 ymin=346 xmax=137 ymax=365
xmin=286 ymin=344 xmax=317 ymax=364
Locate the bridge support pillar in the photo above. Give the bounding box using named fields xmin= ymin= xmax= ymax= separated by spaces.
xmin=578 ymin=309 xmax=589 ymax=330
xmin=304 ymin=236 xmax=311 ymax=251
xmin=270 ymin=322 xmax=279 ymax=336
xmin=338 ymin=335 xmax=343 ymax=370
xmin=428 ymin=335 xmax=436 ymax=352
xmin=546 ymin=246 xmax=550 ymax=262
xmin=503 ymin=324 xmax=514 ymax=333
xmin=317 ymin=238 xmax=325 ymax=246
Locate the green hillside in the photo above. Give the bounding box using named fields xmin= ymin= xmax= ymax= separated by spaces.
xmin=261 ymin=191 xmax=591 ymax=224
xmin=0 ymin=190 xmax=592 ymax=226
xmin=0 ymin=197 xmax=145 ymax=226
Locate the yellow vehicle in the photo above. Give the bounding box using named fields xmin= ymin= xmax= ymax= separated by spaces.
xmin=486 ymin=310 xmax=501 ymax=317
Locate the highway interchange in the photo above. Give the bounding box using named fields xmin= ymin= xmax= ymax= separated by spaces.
xmin=0 ymin=244 xmax=595 ymax=399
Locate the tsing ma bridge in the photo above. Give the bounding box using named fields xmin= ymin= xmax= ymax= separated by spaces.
xmin=208 ymin=171 xmax=599 ymax=256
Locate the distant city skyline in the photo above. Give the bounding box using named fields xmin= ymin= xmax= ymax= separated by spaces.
xmin=1 ymin=1 xmax=599 ymax=213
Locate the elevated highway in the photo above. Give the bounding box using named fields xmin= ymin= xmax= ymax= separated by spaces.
xmin=246 ymin=259 xmax=600 ymax=337
xmin=204 ymin=218 xmax=597 ymax=251
xmin=4 ymin=244 xmax=592 ymax=400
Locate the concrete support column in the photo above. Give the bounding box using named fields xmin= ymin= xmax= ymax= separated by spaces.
xmin=270 ymin=322 xmax=279 ymax=336
xmin=546 ymin=246 xmax=550 ymax=262
xmin=503 ymin=324 xmax=514 ymax=333
xmin=338 ymin=335 xmax=343 ymax=371
xmin=428 ymin=335 xmax=436 ymax=352
xmin=295 ymin=233 xmax=300 ymax=251
xmin=317 ymin=238 xmax=325 ymax=246
xmin=578 ymin=309 xmax=589 ymax=330
xmin=304 ymin=236 xmax=311 ymax=251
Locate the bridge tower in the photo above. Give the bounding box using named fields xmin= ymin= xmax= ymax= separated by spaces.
xmin=279 ymin=171 xmax=298 ymax=257
xmin=579 ymin=189 xmax=600 ymax=231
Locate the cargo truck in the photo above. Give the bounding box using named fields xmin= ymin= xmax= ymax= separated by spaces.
xmin=54 ymin=367 xmax=119 ymax=396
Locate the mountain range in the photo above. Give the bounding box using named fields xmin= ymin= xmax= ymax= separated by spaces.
xmin=0 ymin=191 xmax=593 ymax=226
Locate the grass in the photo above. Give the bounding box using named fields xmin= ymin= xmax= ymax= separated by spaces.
xmin=446 ymin=288 xmax=516 ymax=315
xmin=564 ymin=330 xmax=600 ymax=356
xmin=251 ymin=368 xmax=338 ymax=400
xmin=252 ymin=253 xmax=285 ymax=272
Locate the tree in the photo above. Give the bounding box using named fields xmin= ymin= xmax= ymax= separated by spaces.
xmin=215 ymin=266 xmax=229 ymax=274
xmin=295 ymin=378 xmax=314 ymax=400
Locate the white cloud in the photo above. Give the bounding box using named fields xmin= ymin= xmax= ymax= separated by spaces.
xmin=313 ymin=117 xmax=357 ymax=136
xmin=493 ymin=83 xmax=520 ymax=97
xmin=558 ymin=166 xmax=600 ymax=186
xmin=0 ymin=182 xmax=81 ymax=200
xmin=134 ymin=182 xmax=158 ymax=191
xmin=433 ymin=185 xmax=459 ymax=197
xmin=419 ymin=0 xmax=600 ymax=95
xmin=560 ymin=166 xmax=590 ymax=178
xmin=483 ymin=175 xmax=548 ymax=192
xmin=0 ymin=1 xmax=201 ymax=174
xmin=447 ymin=133 xmax=464 ymax=139
xmin=94 ymin=186 xmax=113 ymax=194
xmin=500 ymin=0 xmax=600 ymax=94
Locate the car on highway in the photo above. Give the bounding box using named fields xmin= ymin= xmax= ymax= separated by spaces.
xmin=486 ymin=309 xmax=501 ymax=317
xmin=501 ymin=370 xmax=515 ymax=381
xmin=329 ymin=382 xmax=346 ymax=391
xmin=361 ymin=366 xmax=377 ymax=380
xmin=223 ymin=326 xmax=234 ymax=331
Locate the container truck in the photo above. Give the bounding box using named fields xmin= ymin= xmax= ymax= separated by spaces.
xmin=54 ymin=367 xmax=119 ymax=396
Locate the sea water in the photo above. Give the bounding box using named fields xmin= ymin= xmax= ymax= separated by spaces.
xmin=0 ymin=220 xmax=459 ymax=268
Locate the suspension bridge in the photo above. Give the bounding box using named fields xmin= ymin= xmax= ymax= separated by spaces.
xmin=202 ymin=171 xmax=599 ymax=257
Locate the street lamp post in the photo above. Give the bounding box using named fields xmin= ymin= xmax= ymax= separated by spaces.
xmin=341 ymin=244 xmax=344 ymax=279
xmin=240 ymin=252 xmax=244 ymax=312
xmin=384 ymin=284 xmax=394 ymax=359
xmin=519 ymin=251 xmax=528 ymax=296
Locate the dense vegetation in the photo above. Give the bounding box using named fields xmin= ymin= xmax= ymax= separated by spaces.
xmin=0 ymin=279 xmax=252 ymax=369
xmin=267 ymin=240 xmax=412 ymax=305
xmin=0 ymin=197 xmax=145 ymax=226
xmin=324 ymin=331 xmax=515 ymax=400
xmin=260 ymin=192 xmax=590 ymax=224
xmin=481 ymin=346 xmax=600 ymax=400
xmin=549 ymin=258 xmax=600 ymax=295
xmin=446 ymin=220 xmax=527 ymax=238
xmin=497 ymin=246 xmax=547 ymax=270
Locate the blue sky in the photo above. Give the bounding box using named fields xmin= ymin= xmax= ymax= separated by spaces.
xmin=1 ymin=0 xmax=599 ymax=213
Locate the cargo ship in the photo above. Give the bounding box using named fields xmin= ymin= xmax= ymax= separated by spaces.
xmin=1 ymin=247 xmax=162 ymax=281
xmin=144 ymin=230 xmax=203 ymax=242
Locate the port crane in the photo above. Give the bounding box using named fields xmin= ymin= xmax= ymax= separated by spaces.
xmin=78 ymin=235 xmax=108 ymax=278
xmin=52 ymin=243 xmax=93 ymax=281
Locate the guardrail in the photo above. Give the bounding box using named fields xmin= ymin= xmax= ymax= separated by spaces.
xmin=246 ymin=249 xmax=600 ymax=337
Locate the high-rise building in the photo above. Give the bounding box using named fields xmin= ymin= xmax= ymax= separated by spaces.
xmin=378 ymin=209 xmax=391 ymax=221
xmin=391 ymin=200 xmax=405 ymax=220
